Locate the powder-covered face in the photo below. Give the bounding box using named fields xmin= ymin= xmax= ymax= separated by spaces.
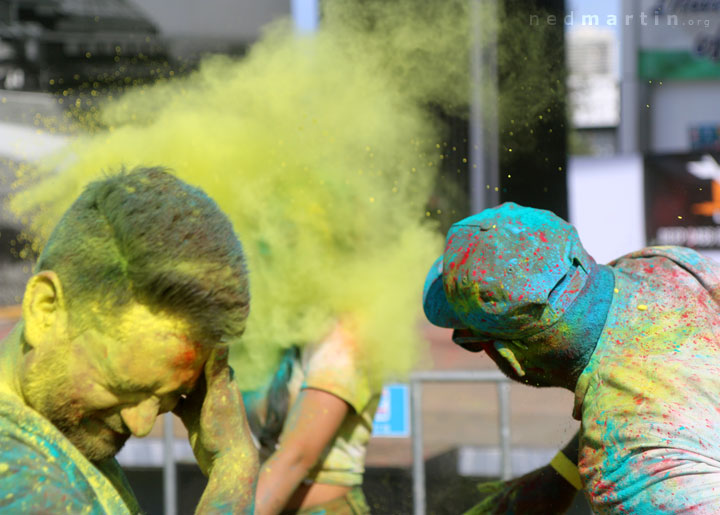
xmin=452 ymin=329 xmax=530 ymax=382
xmin=22 ymin=302 xmax=210 ymax=461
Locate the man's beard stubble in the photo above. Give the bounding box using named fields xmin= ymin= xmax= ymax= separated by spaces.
xmin=23 ymin=368 xmax=129 ymax=462
xmin=54 ymin=411 xmax=130 ymax=462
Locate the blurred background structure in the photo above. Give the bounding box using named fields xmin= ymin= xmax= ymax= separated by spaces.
xmin=1 ymin=0 xmax=720 ymax=514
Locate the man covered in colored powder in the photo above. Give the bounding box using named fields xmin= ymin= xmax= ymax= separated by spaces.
xmin=0 ymin=167 xmax=258 ymax=513
xmin=423 ymin=202 xmax=720 ymax=514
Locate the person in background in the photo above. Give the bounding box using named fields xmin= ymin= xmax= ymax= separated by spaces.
xmin=244 ymin=321 xmax=378 ymax=515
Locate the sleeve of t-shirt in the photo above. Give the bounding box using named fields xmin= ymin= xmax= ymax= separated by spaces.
xmin=0 ymin=437 xmax=103 ymax=514
xmin=301 ymin=324 xmax=373 ymax=414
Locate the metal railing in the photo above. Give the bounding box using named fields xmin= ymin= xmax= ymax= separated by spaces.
xmin=410 ymin=370 xmax=512 ymax=515
xmin=163 ymin=413 xmax=177 ymax=515
xmin=158 ymin=369 xmax=512 ymax=515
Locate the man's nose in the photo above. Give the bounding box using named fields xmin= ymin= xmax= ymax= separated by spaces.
xmin=120 ymin=397 xmax=160 ymax=438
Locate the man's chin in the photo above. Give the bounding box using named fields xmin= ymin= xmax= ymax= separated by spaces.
xmin=70 ymin=431 xmax=130 ymax=462
xmin=57 ymin=418 xmax=131 ymax=461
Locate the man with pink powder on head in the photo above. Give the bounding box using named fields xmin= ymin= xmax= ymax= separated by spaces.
xmin=424 ymin=202 xmax=720 ymax=514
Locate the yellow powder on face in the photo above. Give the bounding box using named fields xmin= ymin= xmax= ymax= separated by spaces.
xmin=493 ymin=341 xmax=526 ymax=377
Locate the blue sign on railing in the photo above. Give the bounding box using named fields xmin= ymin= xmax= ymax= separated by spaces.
xmin=372 ymin=383 xmax=410 ymax=437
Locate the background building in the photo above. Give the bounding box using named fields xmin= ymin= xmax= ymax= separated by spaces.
xmin=567 ymin=26 xmax=620 ymax=155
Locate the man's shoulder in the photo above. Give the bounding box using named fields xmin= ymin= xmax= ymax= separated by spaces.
xmin=0 ymin=396 xmax=132 ymax=514
xmin=610 ymin=245 xmax=708 ymax=265
xmin=0 ymin=430 xmax=102 ymax=513
xmin=0 ymin=400 xmax=100 ymax=495
xmin=610 ymin=246 xmax=720 ymax=281
xmin=0 ymin=394 xmax=69 ymax=461
xmin=608 ymin=245 xmax=720 ymax=311
xmin=0 ymin=417 xmax=77 ymax=472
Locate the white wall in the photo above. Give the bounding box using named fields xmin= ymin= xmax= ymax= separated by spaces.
xmin=568 ymin=154 xmax=645 ymax=263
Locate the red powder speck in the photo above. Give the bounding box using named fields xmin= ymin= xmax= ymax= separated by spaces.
xmin=173 ymin=348 xmax=198 ymax=368
xmin=539 ymin=232 xmax=548 ymax=243
xmin=459 ymin=248 xmax=473 ymax=266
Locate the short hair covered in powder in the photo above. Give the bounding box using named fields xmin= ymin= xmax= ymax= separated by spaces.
xmin=35 ymin=166 xmax=250 ymax=342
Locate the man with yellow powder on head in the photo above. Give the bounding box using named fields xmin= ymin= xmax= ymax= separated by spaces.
xmin=424 ymin=202 xmax=720 ymax=514
xmin=0 ymin=167 xmax=258 ymax=513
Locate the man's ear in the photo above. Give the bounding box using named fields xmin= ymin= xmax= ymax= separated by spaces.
xmin=22 ymin=271 xmax=66 ymax=349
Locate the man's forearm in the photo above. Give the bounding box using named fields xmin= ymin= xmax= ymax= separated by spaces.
xmin=196 ymin=452 xmax=259 ymax=514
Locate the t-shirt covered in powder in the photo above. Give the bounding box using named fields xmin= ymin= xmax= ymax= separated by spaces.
xmin=0 ymin=392 xmax=139 ymax=514
xmin=574 ymin=246 xmax=720 ymax=514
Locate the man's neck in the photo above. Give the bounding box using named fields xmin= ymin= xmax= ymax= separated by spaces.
xmin=520 ymin=265 xmax=615 ymax=390
xmin=0 ymin=323 xmax=27 ymax=401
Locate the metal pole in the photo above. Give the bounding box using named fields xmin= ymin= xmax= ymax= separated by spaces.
xmin=470 ymin=0 xmax=485 ymax=215
xmin=163 ymin=413 xmax=177 ymax=515
xmin=411 ymin=369 xmax=507 ymax=382
xmin=411 ymin=379 xmax=425 ymax=515
xmin=497 ymin=381 xmax=512 ymax=480
xmin=484 ymin=0 xmax=500 ymax=208
xmin=619 ymin=0 xmax=640 ymax=154
xmin=470 ymin=0 xmax=500 ymax=214
xmin=291 ymin=0 xmax=320 ymax=34
xmin=409 ymin=370 xmax=512 ymax=509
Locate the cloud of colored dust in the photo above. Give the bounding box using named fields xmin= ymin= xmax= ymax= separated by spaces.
xmin=10 ymin=1 xmax=464 ymax=389
xmin=9 ymin=1 xmax=562 ymax=390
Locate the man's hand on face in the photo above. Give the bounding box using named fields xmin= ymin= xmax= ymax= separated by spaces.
xmin=174 ymin=347 xmax=259 ymax=513
xmin=174 ymin=346 xmax=258 ymax=473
